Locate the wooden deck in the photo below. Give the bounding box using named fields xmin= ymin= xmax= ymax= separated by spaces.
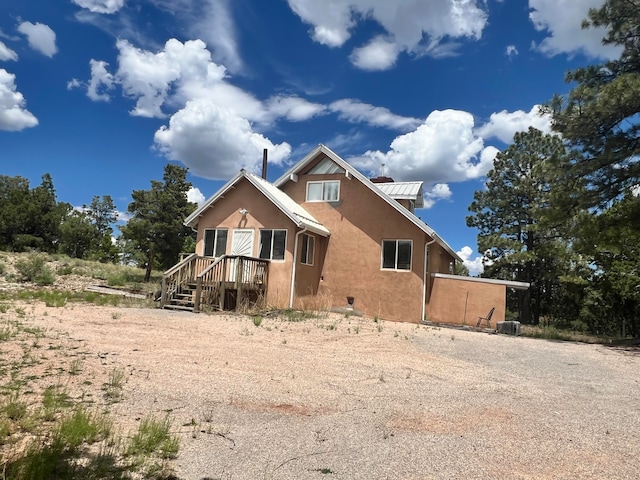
xmin=160 ymin=254 xmax=269 ymax=312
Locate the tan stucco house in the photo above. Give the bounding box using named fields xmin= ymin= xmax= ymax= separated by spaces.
xmin=162 ymin=145 xmax=527 ymax=325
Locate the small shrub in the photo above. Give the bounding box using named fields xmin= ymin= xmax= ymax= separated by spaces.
xmin=282 ymin=309 xmax=316 ymax=322
xmin=103 ymin=367 xmax=126 ymax=403
xmin=3 ymin=393 xmax=28 ymax=420
xmin=68 ymin=359 xmax=83 ymax=376
xmin=15 ymin=255 xmax=56 ymax=285
xmin=56 ymin=407 xmax=111 ymax=449
xmin=126 ymin=415 xmax=179 ymax=459
xmin=252 ymin=315 xmax=263 ymax=327
xmin=0 ymin=324 xmax=17 ymax=341
xmin=56 ymin=264 xmax=74 ymax=276
xmin=42 ymin=386 xmax=72 ymax=421
xmin=107 ymin=273 xmax=126 ymax=287
xmin=43 ymin=292 xmax=67 ymax=308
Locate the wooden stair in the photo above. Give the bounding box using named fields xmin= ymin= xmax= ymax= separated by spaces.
xmin=163 ymin=283 xmax=197 ymax=311
xmin=160 ymin=254 xmax=269 ymax=313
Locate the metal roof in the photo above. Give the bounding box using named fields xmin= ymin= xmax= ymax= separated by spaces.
xmin=244 ymin=172 xmax=330 ymax=236
xmin=432 ymin=273 xmax=530 ymax=290
xmin=274 ymin=144 xmax=462 ymax=263
xmin=184 ymin=170 xmax=330 ymax=237
xmin=375 ymin=181 xmax=424 ymax=208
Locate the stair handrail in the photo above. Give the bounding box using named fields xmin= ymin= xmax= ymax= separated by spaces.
xmin=194 ymin=255 xmax=228 ymax=312
xmin=163 ymin=252 xmax=198 ymax=277
xmin=161 ymin=253 xmax=216 ymax=308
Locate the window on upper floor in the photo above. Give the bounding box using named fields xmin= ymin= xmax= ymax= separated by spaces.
xmin=381 ymin=239 xmax=412 ymax=271
xmin=259 ymin=229 xmax=287 ymax=261
xmin=203 ymin=228 xmax=228 ymax=257
xmin=306 ymin=180 xmax=340 ymax=202
xmin=301 ymin=234 xmax=315 ymax=266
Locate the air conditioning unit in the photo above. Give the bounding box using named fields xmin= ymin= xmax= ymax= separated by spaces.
xmin=497 ymin=321 xmax=521 ymax=336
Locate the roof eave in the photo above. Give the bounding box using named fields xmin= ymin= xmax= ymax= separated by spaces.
xmin=183 ymin=170 xmax=246 ymax=228
xmin=274 ymin=144 xmax=460 ymax=261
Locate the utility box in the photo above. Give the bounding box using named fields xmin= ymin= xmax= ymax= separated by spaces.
xmin=497 ymin=321 xmax=521 ymax=336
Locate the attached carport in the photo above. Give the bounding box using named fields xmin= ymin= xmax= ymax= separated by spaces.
xmin=426 ymin=273 xmax=530 ymax=327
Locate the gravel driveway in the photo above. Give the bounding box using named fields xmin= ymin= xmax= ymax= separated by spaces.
xmin=18 ymin=304 xmax=640 ymax=479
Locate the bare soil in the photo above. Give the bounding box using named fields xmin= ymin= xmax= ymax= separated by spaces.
xmin=1 ymin=299 xmax=639 ymax=480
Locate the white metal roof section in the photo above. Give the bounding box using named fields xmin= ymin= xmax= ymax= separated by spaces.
xmin=431 ymin=273 xmax=530 ymax=290
xmin=275 ymin=144 xmax=462 ymax=263
xmin=375 ymin=181 xmax=424 ymax=208
xmin=183 ymin=170 xmax=330 ymax=237
xmin=244 ymin=172 xmax=330 ymax=236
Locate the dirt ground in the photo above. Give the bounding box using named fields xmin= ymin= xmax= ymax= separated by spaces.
xmin=2 ymin=302 xmax=640 ymax=479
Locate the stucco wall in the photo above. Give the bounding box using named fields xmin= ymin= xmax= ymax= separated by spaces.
xmin=293 ymin=232 xmax=325 ymax=302
xmin=194 ymin=178 xmax=294 ymax=308
xmin=427 ymin=275 xmax=506 ymax=327
xmin=281 ymin=155 xmax=444 ymax=323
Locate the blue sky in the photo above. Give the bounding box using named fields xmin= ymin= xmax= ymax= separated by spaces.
xmin=0 ymin=0 xmax=620 ymax=274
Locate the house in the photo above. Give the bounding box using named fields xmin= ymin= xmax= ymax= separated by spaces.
xmin=162 ymin=144 xmax=528 ymax=325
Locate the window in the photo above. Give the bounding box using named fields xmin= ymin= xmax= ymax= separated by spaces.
xmin=203 ymin=229 xmax=228 ymax=257
xmin=306 ymin=181 xmax=340 ymax=202
xmin=259 ymin=229 xmax=287 ymax=260
xmin=381 ymin=240 xmax=412 ymax=270
xmin=301 ymin=234 xmax=315 ymax=266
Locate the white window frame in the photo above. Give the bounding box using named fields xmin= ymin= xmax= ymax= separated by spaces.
xmin=381 ymin=239 xmax=413 ymax=271
xmin=301 ymin=234 xmax=315 ymax=266
xmin=259 ymin=229 xmax=287 ymax=261
xmin=306 ymin=180 xmax=340 ymax=202
xmin=203 ymin=228 xmax=228 ymax=257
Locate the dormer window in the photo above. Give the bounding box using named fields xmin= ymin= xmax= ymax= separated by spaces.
xmin=306 ymin=180 xmax=340 ymax=202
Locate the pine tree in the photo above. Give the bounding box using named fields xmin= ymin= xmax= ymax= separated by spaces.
xmin=466 ymin=128 xmax=583 ymax=324
xmin=120 ymin=164 xmax=196 ymax=281
xmin=550 ymin=0 xmax=640 ymax=207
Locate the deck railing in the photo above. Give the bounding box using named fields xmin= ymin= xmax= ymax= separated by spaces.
xmin=162 ymin=254 xmax=270 ymax=312
xmin=160 ymin=254 xmax=217 ymax=308
xmin=193 ymin=255 xmax=270 ymax=313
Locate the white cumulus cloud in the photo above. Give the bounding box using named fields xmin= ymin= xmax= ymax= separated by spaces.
xmin=456 ymin=246 xmax=485 ymax=276
xmin=114 ymin=38 xmax=226 ymax=118
xmin=72 ymin=0 xmax=125 ymax=14
xmin=423 ymin=183 xmax=452 ymax=209
xmin=505 ymin=44 xmax=518 ymax=59
xmin=287 ymin=0 xmax=488 ymax=69
xmin=187 ymin=186 xmax=206 ymax=206
xmin=0 ymin=69 xmax=38 ymax=131
xmin=154 ymin=99 xmax=291 ymax=180
xmin=17 ymin=22 xmax=58 ymax=58
xmin=475 ymin=105 xmax=552 ymax=144
xmin=0 ymin=41 xmax=18 ymax=61
xmin=529 ymin=0 xmax=622 ymax=59
xmin=87 ymin=59 xmax=115 ymax=101
xmin=350 ymin=36 xmax=399 ymax=71
xmin=353 ymin=109 xmax=496 ymax=185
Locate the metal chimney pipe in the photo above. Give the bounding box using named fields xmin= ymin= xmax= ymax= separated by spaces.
xmin=262 ymin=148 xmax=268 ymax=179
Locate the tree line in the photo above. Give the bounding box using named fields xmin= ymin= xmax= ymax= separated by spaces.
xmin=0 ymin=164 xmax=195 ymax=282
xmin=467 ymin=0 xmax=640 ymax=337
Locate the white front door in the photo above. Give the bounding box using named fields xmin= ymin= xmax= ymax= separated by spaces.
xmin=230 ymin=229 xmax=254 ymax=281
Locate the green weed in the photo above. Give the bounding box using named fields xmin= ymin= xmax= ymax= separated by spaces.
xmin=126 ymin=415 xmax=179 ymax=459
